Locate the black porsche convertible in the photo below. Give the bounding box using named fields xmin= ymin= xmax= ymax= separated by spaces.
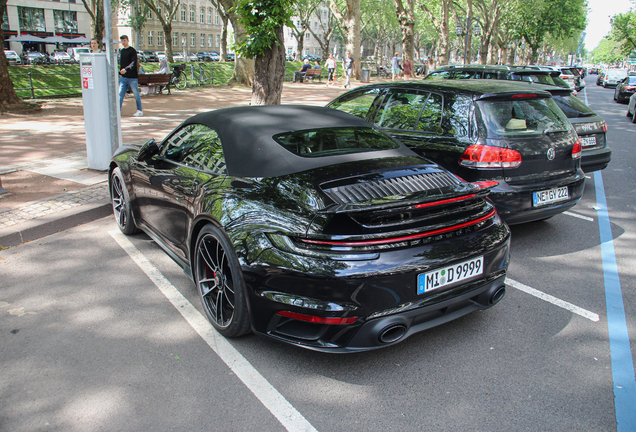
xmin=109 ymin=105 xmax=511 ymax=352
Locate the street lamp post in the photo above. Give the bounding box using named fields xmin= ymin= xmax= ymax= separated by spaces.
xmin=455 ymin=16 xmax=480 ymax=64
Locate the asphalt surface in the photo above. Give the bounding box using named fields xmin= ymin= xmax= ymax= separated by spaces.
xmin=1 ymin=75 xmax=634 ymax=431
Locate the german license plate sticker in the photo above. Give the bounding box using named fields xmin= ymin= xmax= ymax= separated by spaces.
xmin=581 ymin=136 xmax=596 ymax=147
xmin=418 ymin=256 xmax=484 ymax=295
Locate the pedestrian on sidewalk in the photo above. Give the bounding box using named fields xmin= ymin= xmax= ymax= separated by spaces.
xmin=402 ymin=57 xmax=412 ymax=79
xmin=118 ymin=35 xmax=143 ymax=117
xmin=391 ymin=53 xmax=401 ymax=81
xmin=325 ymin=53 xmax=336 ymax=86
xmin=343 ymin=51 xmax=355 ymax=89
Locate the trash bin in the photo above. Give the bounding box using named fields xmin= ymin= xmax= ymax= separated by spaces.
xmin=361 ymin=68 xmax=371 ymax=83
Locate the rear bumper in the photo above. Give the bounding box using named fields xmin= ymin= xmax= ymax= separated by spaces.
xmin=489 ymin=170 xmax=586 ymax=225
xmin=581 ymin=147 xmax=612 ymax=173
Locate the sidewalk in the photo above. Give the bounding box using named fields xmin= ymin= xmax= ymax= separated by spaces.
xmin=0 ymin=80 xmax=369 ymax=248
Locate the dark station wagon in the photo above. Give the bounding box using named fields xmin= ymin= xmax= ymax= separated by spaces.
xmin=327 ymin=80 xmax=586 ymax=225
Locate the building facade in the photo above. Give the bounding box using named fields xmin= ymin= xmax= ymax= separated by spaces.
xmin=116 ymin=2 xmax=225 ymax=56
xmin=2 ymin=0 xmax=91 ymax=53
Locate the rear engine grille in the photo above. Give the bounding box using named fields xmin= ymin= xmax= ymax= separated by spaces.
xmin=323 ymin=172 xmax=460 ymax=205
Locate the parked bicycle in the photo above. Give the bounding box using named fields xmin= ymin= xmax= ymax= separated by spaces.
xmin=170 ymin=64 xmax=187 ymax=90
xmin=188 ymin=64 xmax=213 ymax=87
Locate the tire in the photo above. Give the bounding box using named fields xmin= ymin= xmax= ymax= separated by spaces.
xmin=632 ymin=109 xmax=636 ymax=124
xmin=194 ymin=225 xmax=251 ymax=337
xmin=175 ymin=72 xmax=187 ymax=90
xmin=110 ymin=167 xmax=139 ymax=235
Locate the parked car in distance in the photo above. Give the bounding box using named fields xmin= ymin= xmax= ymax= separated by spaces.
xmin=601 ymin=69 xmax=628 ymax=88
xmin=51 ymin=51 xmax=72 ymax=64
xmin=226 ymin=52 xmax=235 ymax=61
xmin=614 ymin=76 xmax=636 ymax=103
xmin=136 ymin=50 xmax=147 ymax=63
xmin=326 ymin=80 xmax=586 ymax=225
xmin=109 ymin=105 xmax=511 ymax=352
xmin=24 ymin=52 xmax=48 ymax=65
xmin=172 ymin=52 xmax=185 ymax=62
xmin=538 ymin=85 xmax=611 ymax=172
xmin=627 ymin=94 xmax=636 ymax=123
xmin=142 ymin=50 xmax=158 ymax=62
xmin=66 ymin=47 xmax=90 ymax=62
xmin=187 ymin=53 xmax=198 ymax=62
xmin=425 ymin=65 xmax=556 ymax=85
xmin=208 ymin=51 xmax=220 ymax=61
xmin=4 ymin=50 xmax=21 ymax=65
xmin=155 ymin=51 xmax=166 ymax=60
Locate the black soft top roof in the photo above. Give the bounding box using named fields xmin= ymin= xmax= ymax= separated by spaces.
xmin=182 ymin=105 xmax=415 ymax=178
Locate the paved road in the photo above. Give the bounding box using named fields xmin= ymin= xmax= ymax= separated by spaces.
xmin=1 ymin=75 xmax=634 ymax=431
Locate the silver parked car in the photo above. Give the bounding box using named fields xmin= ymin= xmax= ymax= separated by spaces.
xmin=4 ymin=50 xmax=21 ymax=65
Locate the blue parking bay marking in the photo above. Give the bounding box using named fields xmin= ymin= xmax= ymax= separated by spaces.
xmin=594 ymin=171 xmax=636 ymax=432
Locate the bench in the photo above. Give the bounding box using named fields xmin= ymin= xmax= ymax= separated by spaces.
xmin=137 ymin=73 xmax=172 ymax=95
xmin=304 ymin=68 xmax=323 ymax=82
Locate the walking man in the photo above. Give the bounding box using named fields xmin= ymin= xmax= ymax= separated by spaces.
xmin=118 ymin=35 xmax=143 ymax=117
xmin=343 ymin=51 xmax=355 ymax=88
xmin=391 ymin=52 xmax=401 ymax=81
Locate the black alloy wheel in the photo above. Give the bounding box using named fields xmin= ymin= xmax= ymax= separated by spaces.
xmin=194 ymin=225 xmax=251 ymax=337
xmin=110 ymin=167 xmax=139 ymax=235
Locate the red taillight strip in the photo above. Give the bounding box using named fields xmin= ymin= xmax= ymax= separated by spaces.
xmin=299 ymin=209 xmax=498 ymax=247
xmin=277 ymin=311 xmax=358 ymax=325
xmin=511 ymin=93 xmax=537 ymax=98
xmin=415 ymin=194 xmax=476 ymax=208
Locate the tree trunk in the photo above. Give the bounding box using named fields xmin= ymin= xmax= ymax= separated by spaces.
xmin=220 ymin=0 xmax=253 ymax=86
xmin=395 ymin=0 xmax=415 ymax=61
xmin=330 ymin=0 xmax=361 ymax=79
xmin=220 ymin=14 xmax=228 ymax=61
xmin=419 ymin=0 xmax=451 ymax=66
xmin=162 ymin=22 xmax=174 ymax=61
xmin=295 ymin=31 xmax=306 ymax=60
xmin=251 ymin=26 xmax=285 ymax=105
xmin=0 ymin=0 xmax=38 ymax=112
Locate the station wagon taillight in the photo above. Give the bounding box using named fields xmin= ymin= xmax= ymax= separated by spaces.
xmin=460 ymin=145 xmax=522 ymax=169
xmin=601 ymin=121 xmax=608 ymax=133
xmin=572 ymin=140 xmax=582 ymax=159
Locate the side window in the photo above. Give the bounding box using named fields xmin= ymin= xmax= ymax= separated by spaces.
xmin=417 ymin=93 xmax=443 ymax=133
xmin=328 ymin=88 xmax=380 ymax=119
xmin=482 ymin=72 xmax=499 ymax=79
xmin=424 ymin=70 xmax=451 ymax=80
xmin=441 ymin=96 xmax=472 ymax=137
xmin=374 ymin=90 xmax=429 ymax=130
xmin=161 ymin=124 xmax=227 ymax=174
xmin=454 ymin=71 xmax=475 ymax=79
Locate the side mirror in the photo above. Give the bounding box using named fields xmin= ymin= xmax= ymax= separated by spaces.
xmin=138 ymin=138 xmax=159 ymax=162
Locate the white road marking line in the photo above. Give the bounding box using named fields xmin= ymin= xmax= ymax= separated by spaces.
xmin=506 ymin=278 xmax=600 ymax=322
xmin=109 ymin=230 xmax=318 ymax=432
xmin=563 ymin=211 xmax=594 ymax=222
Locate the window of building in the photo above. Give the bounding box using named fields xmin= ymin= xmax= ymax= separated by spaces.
xmin=173 ymin=32 xmax=178 ymax=47
xmin=158 ymin=31 xmax=164 ymax=47
xmin=1 ymin=9 xmax=9 ymax=31
xmin=305 ymin=32 xmax=310 ymax=40
xmin=181 ymin=5 xmax=186 ymax=21
xmin=147 ymin=9 xmax=152 ymax=19
xmin=53 ymin=10 xmax=77 ymax=33
xmin=215 ymin=10 xmax=220 ymax=25
xmin=200 ymin=7 xmax=205 ymax=23
xmin=18 ymin=7 xmax=46 ymax=32
xmin=190 ymin=32 xmax=195 ymax=47
xmin=208 ymin=8 xmax=212 ymax=24
xmin=200 ymin=33 xmax=205 ymax=47
xmin=148 ymin=30 xmax=153 ymax=46
xmin=157 ymin=6 xmax=162 ymax=17
xmin=208 ymin=34 xmax=213 ymax=48
xmin=190 ymin=6 xmax=195 ymax=23
xmin=215 ymin=34 xmax=220 ymax=49
xmin=181 ymin=32 xmax=187 ymax=47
